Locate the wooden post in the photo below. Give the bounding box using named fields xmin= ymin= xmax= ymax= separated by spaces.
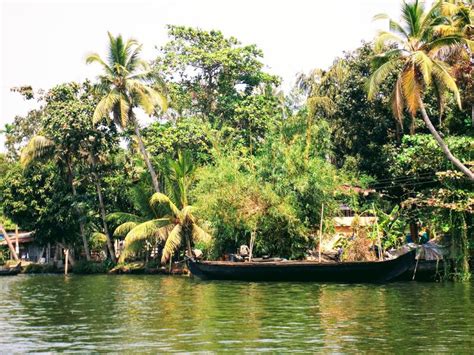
xmin=47 ymin=242 xmax=51 ymax=263
xmin=0 ymin=225 xmax=19 ymax=261
xmin=249 ymin=230 xmax=256 ymax=262
xmin=318 ymin=204 xmax=324 ymax=263
xmin=15 ymin=225 xmax=20 ymax=256
xmin=64 ymin=249 xmax=69 ymax=275
xmin=58 ymin=241 xmax=75 ymax=267
xmin=37 ymin=246 xmax=45 ymax=263
xmin=409 ymin=221 xmax=419 ymax=244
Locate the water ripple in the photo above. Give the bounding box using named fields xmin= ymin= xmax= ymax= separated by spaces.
xmin=0 ymin=275 xmax=473 ymax=352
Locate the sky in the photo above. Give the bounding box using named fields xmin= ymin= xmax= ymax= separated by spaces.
xmin=0 ymin=0 xmax=402 ymax=151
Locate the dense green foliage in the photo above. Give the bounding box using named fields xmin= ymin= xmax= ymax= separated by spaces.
xmin=1 ymin=0 xmax=473 ymax=279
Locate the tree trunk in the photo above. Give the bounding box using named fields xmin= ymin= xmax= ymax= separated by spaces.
xmin=66 ymin=160 xmax=91 ymax=261
xmin=419 ymin=100 xmax=474 ymax=181
xmin=395 ymin=121 xmax=401 ymax=144
xmin=92 ymin=170 xmax=116 ymax=262
xmin=0 ymin=225 xmax=19 ymax=261
xmin=305 ymin=115 xmax=312 ymax=162
xmin=133 ymin=124 xmax=161 ymax=193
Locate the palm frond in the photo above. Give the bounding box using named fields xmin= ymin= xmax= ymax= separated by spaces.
xmin=106 ymin=212 xmax=144 ymax=226
xmin=118 ymin=94 xmax=130 ymax=128
xmin=389 ymin=19 xmax=409 ymax=38
xmin=119 ymin=221 xmax=174 ymax=262
xmin=374 ymin=31 xmax=405 ymax=52
xmin=367 ymin=57 xmax=400 ymax=100
xmin=124 ymin=218 xmax=171 ymax=246
xmin=127 ymin=80 xmax=168 ymax=114
xmin=192 ymin=224 xmax=212 ymax=244
xmin=440 ymin=1 xmax=459 ymax=17
xmin=161 ymin=224 xmax=182 ymax=264
xmin=432 ymin=59 xmax=462 ymax=109
xmin=149 ymin=193 xmax=181 ymax=217
xmin=391 ymin=76 xmax=405 ymax=125
xmin=85 ymin=53 xmax=113 ymax=75
xmin=180 ymin=205 xmax=196 ymax=224
xmin=428 ymin=34 xmax=465 ymax=52
xmin=411 ymin=50 xmax=433 ymax=85
xmin=401 ymin=0 xmax=423 ymax=36
xmin=401 ymin=64 xmax=422 ymax=116
xmin=93 ymin=91 xmax=120 ymax=123
xmin=20 ymin=135 xmax=55 ymax=167
xmin=113 ymin=221 xmax=138 ymax=238
xmin=373 ymin=13 xmax=390 ymax=21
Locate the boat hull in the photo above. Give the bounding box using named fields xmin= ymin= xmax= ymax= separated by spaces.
xmin=0 ymin=268 xmax=20 ymax=276
xmin=188 ymin=249 xmax=416 ymax=283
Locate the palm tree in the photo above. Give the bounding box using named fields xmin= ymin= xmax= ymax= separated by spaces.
xmin=86 ymin=33 xmax=168 ymax=193
xmin=296 ymin=62 xmax=347 ymax=160
xmin=438 ymin=0 xmax=474 ymax=124
xmin=368 ymin=0 xmax=474 ymax=180
xmin=21 ymin=136 xmax=92 ymax=260
xmin=112 ymin=152 xmax=211 ymax=264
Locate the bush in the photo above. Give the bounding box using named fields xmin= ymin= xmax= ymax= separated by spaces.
xmin=193 ymin=154 xmax=308 ymax=259
xmin=72 ymin=260 xmax=110 ymax=274
xmin=23 ymin=263 xmax=56 ymax=274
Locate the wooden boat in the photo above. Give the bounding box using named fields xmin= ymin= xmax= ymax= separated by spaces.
xmin=188 ymin=249 xmax=416 ymax=283
xmin=0 ymin=262 xmax=21 ymax=276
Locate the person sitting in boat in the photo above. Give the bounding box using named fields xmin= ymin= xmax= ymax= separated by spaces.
xmin=239 ymin=245 xmax=250 ymax=258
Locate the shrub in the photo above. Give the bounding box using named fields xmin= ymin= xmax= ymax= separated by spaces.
xmin=23 ymin=263 xmax=56 ymax=274
xmin=72 ymin=260 xmax=110 ymax=274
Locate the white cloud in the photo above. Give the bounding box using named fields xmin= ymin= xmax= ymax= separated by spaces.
xmin=0 ymin=0 xmax=402 ymax=151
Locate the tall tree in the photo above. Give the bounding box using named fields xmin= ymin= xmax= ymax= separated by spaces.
xmin=296 ymin=63 xmax=347 ymax=160
xmin=368 ymin=0 xmax=474 ymax=180
xmin=155 ymin=26 xmax=281 ymax=149
xmin=21 ymin=135 xmax=92 ymax=260
xmin=86 ymin=33 xmax=168 ymax=193
xmin=20 ymin=83 xmax=120 ymax=261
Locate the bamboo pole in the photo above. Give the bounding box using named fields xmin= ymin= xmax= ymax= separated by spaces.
xmin=64 ymin=249 xmax=69 ymax=275
xmin=318 ymin=204 xmax=324 ymax=263
xmin=0 ymin=225 xmax=19 ymax=261
xmin=15 ymin=225 xmax=19 ymax=256
xmin=58 ymin=242 xmax=75 ymax=267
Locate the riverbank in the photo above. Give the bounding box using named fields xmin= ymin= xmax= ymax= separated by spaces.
xmin=9 ymin=260 xmax=189 ymax=276
xmin=7 ymin=258 xmax=469 ymax=282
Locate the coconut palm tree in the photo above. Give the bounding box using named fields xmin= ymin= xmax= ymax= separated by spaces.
xmin=86 ymin=33 xmax=168 ymax=193
xmin=21 ymin=135 xmax=92 ymax=260
xmin=438 ymin=0 xmax=474 ymax=124
xmin=368 ymin=0 xmax=474 ymax=180
xmin=296 ymin=63 xmax=347 ymax=160
xmin=112 ymin=152 xmax=211 ymax=264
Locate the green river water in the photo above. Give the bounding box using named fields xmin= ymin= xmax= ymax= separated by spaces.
xmin=0 ymin=274 xmax=473 ymax=353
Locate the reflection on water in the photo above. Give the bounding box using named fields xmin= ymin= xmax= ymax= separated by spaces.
xmin=0 ymin=275 xmax=473 ymax=352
